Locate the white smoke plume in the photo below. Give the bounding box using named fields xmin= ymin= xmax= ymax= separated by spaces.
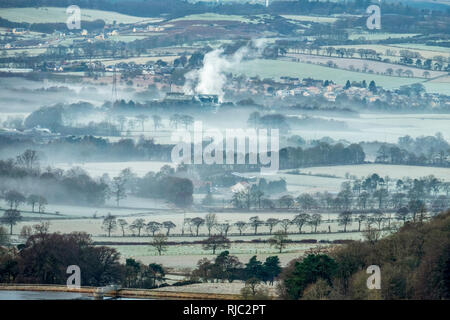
xmin=184 ymin=38 xmax=268 ymax=101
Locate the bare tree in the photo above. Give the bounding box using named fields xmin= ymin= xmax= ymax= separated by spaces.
xmin=355 ymin=214 xmax=366 ymax=232
xmin=27 ymin=195 xmax=40 ymax=212
xmin=150 ymin=233 xmax=168 ymax=255
xmin=16 ymin=149 xmax=39 ymax=171
xmin=265 ymin=218 xmax=279 ymax=234
xmin=0 ymin=226 xmax=10 ymax=246
xmin=202 ymin=235 xmax=230 ymax=254
xmin=102 ymin=213 xmax=117 ymax=237
xmin=38 ymin=196 xmax=47 ymax=213
xmin=116 ymin=115 xmax=126 ymax=131
xmin=215 ymin=222 xmax=231 ymax=237
xmin=136 ymin=114 xmax=148 ymax=132
xmin=20 ymin=225 xmax=33 ymax=240
xmin=396 ymin=207 xmax=409 ymax=224
xmin=309 ymin=213 xmax=322 ymax=233
xmin=112 ymin=176 xmax=126 ymax=207
xmin=279 ymin=219 xmax=291 ymax=233
xmin=152 ymin=115 xmax=162 ymax=131
xmin=170 ymin=114 xmax=181 ymax=129
xmin=117 ymin=219 xmax=128 ymax=236
xmin=146 ymin=221 xmax=162 ymax=236
xmin=130 ymin=218 xmax=146 ymax=236
xmin=33 ymin=221 xmax=50 ymax=235
xmin=338 ymin=211 xmax=352 ymax=232
xmin=269 ymin=231 xmax=289 ymax=253
xmin=234 ymin=221 xmax=247 ymax=235
xmin=190 ymin=217 xmax=205 ymax=236
xmin=5 ymin=190 xmax=26 ymax=209
xmin=371 ymin=211 xmax=385 ymax=230
xmin=292 ymin=213 xmax=309 ymax=233
xmin=162 ymin=221 xmax=176 ymax=236
xmin=1 ymin=209 xmax=22 ymax=235
xmin=249 ymin=216 xmax=263 ymax=235
xmin=205 ymin=213 xmax=217 ymax=236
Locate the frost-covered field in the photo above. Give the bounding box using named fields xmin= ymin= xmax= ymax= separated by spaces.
xmin=117 ymin=252 xmax=305 ymax=270
xmin=0 ymin=7 xmax=161 ymax=24
xmin=241 ymin=172 xmax=347 ymax=194
xmin=94 ymin=230 xmax=363 ymax=243
xmin=290 ymin=113 xmax=450 ymax=143
xmin=291 ymin=164 xmax=450 ymax=181
xmin=151 ymin=282 xmax=276 ymax=296
xmin=15 ymin=211 xmax=368 ymax=238
xmin=116 ymin=242 xmax=318 ymax=257
xmin=112 ymin=244 xmax=330 ymax=270
xmin=38 ymin=203 xmax=149 ymax=218
xmin=13 ymin=196 xmax=171 ymax=219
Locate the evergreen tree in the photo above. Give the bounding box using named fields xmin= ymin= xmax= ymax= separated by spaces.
xmin=369 ymin=80 xmax=377 ymax=93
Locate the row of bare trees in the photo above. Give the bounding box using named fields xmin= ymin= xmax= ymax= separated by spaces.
xmin=115 ymin=114 xmax=163 ymax=132
xmin=102 ymin=214 xmax=176 ymax=237
xmin=1 ymin=190 xmax=47 ymax=213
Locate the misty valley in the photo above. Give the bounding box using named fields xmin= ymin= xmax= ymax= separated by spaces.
xmin=0 ymin=0 xmax=449 ymax=302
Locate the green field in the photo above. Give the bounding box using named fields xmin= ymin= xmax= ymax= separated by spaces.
xmin=0 ymin=7 xmax=161 ymax=24
xmin=1 ymin=48 xmax=46 ymax=57
xmin=423 ymin=82 xmax=450 ymax=95
xmin=234 ymin=59 xmax=424 ymax=89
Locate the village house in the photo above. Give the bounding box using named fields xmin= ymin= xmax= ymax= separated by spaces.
xmin=230 ymin=181 xmax=250 ymax=193
xmin=12 ymin=28 xmax=27 ymax=35
xmin=147 ymin=25 xmax=165 ymax=32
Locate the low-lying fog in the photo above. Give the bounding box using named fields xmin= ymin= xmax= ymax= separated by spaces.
xmin=1 ymin=77 xmax=450 ymax=151
xmin=0 ymin=77 xmax=136 ymax=114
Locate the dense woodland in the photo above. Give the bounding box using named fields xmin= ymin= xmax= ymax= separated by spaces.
xmin=278 ymin=209 xmax=450 ymax=300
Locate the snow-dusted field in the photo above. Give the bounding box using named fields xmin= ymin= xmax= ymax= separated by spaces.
xmin=14 ymin=208 xmax=369 ymax=239
xmin=152 ymin=282 xmax=272 ymax=296
xmin=13 ymin=196 xmax=170 ymax=219
xmin=292 ymin=164 xmax=450 ymax=181
xmin=290 ymin=113 xmax=450 ymax=143
xmin=115 ymin=242 xmax=321 ymax=257
xmin=113 ymin=245 xmax=323 ymax=270
xmin=240 ymin=171 xmax=347 ymax=194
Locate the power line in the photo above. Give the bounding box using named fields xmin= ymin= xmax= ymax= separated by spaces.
xmin=112 ymin=66 xmax=118 ymax=102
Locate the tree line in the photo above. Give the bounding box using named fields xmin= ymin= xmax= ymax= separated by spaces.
xmin=191 ymin=251 xmax=282 ymax=286
xmin=0 ymin=152 xmax=194 ymax=219
xmin=0 ymin=222 xmax=173 ymax=289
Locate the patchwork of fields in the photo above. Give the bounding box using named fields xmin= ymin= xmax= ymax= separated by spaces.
xmin=1 ymin=5 xmax=449 ymax=283
xmin=287 ymin=53 xmax=446 ymax=78
xmin=292 ymin=164 xmax=450 ymax=181
xmin=235 ymin=59 xmax=424 ymax=89
xmin=0 ymin=7 xmax=161 ymax=24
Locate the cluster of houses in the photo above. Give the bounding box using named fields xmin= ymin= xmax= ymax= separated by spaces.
xmin=1 ymin=20 xmax=166 ymax=51
xmin=232 ymin=75 xmax=450 ymax=109
xmin=273 ymin=79 xmax=382 ymax=103
xmin=163 ymin=92 xmax=219 ymax=105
